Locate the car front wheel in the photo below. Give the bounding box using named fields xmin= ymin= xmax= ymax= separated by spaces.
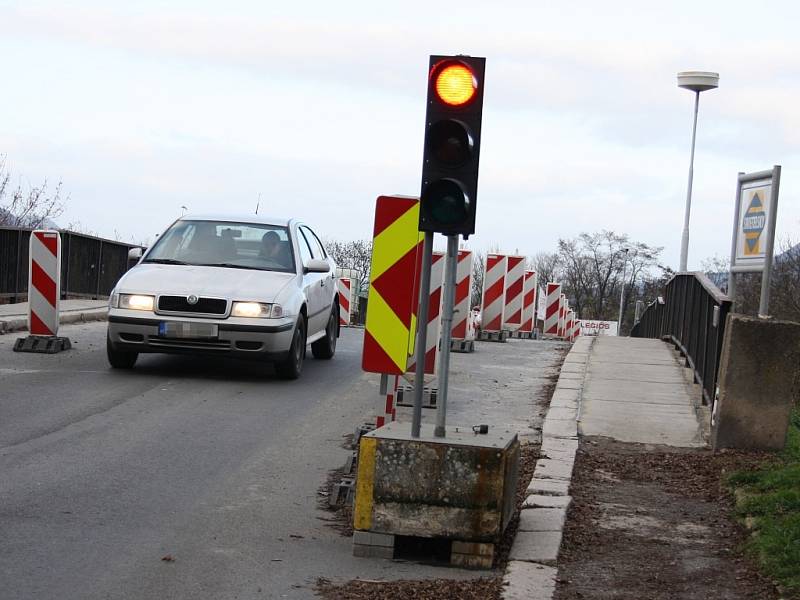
xmin=275 ymin=317 xmax=306 ymax=380
xmin=311 ymin=306 xmax=338 ymax=360
xmin=107 ymin=334 xmax=138 ymax=369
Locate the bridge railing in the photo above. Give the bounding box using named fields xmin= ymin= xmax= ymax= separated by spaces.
xmin=0 ymin=227 xmax=140 ymax=302
xmin=631 ymin=272 xmax=731 ymax=408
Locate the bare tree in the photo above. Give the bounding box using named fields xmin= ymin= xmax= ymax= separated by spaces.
xmin=0 ymin=156 xmax=66 ymax=228
xmin=471 ymin=250 xmax=485 ymax=308
xmin=701 ymin=254 xmax=730 ymax=290
xmin=529 ymin=252 xmax=562 ymax=288
xmin=323 ymin=238 xmax=372 ymax=293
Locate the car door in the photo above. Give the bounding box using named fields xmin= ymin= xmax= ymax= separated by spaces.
xmin=302 ymin=225 xmax=335 ymax=322
xmin=296 ymin=226 xmax=325 ymax=336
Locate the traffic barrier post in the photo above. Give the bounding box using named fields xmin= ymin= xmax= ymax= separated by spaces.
xmin=13 ymin=230 xmax=71 ymax=354
xmin=478 ymin=253 xmax=508 ymax=342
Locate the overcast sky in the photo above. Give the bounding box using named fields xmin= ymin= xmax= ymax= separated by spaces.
xmin=1 ymin=0 xmax=798 ymax=269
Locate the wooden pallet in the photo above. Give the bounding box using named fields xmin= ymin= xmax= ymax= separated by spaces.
xmin=353 ymin=531 xmax=495 ymax=569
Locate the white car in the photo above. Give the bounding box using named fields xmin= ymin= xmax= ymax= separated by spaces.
xmin=106 ymin=215 xmax=339 ymax=379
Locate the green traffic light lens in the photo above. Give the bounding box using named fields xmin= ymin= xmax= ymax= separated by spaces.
xmin=422 ymin=179 xmax=470 ymax=225
xmin=428 ymin=119 xmax=473 ymax=167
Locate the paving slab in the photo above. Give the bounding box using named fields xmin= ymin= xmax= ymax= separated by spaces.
xmin=526 ymin=477 xmax=570 ymax=496
xmin=533 ymin=458 xmax=574 ymax=481
xmin=542 ymin=418 xmax=577 ymax=439
xmin=502 ymin=561 xmax=557 ymax=600
xmin=546 ymin=406 xmax=577 ymax=421
xmin=522 ymin=494 xmax=572 ymax=509
xmin=540 ymin=437 xmax=579 ymax=456
xmin=556 ymin=371 xmax=584 ymax=381
xmin=518 ymin=507 xmax=567 ymax=532
xmin=508 ymin=530 xmax=562 ymax=565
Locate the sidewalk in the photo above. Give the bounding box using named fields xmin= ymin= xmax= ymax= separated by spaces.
xmin=579 ymin=336 xmax=705 ymax=446
xmin=0 ymin=299 xmax=109 ymax=334
xmin=501 ymin=335 xmax=708 ymax=599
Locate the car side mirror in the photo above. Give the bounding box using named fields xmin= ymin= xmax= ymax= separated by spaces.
xmin=128 ymin=247 xmax=144 ymax=263
xmin=304 ymin=259 xmax=330 ymax=274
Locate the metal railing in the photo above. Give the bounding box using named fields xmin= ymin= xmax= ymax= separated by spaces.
xmin=0 ymin=227 xmax=140 ymax=301
xmin=631 ymin=272 xmax=731 ymax=408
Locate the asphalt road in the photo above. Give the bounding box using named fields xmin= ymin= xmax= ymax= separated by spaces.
xmin=1 ymin=322 xmax=479 ymax=600
xmin=0 ymin=321 xmax=567 ymax=600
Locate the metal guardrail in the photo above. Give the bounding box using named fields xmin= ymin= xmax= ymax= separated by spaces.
xmin=0 ymin=227 xmax=140 ymax=301
xmin=631 ymin=272 xmax=731 ymax=408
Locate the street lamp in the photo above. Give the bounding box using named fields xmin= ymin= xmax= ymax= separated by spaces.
xmin=677 ymin=71 xmax=719 ymax=272
xmin=617 ymin=247 xmax=629 ymax=334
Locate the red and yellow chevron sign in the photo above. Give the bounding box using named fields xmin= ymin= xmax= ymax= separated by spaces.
xmin=362 ymin=196 xmax=424 ymax=374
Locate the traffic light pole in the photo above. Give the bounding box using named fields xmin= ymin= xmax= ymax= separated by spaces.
xmin=411 ymin=231 xmax=434 ymax=439
xmin=434 ymin=234 xmax=458 ymax=438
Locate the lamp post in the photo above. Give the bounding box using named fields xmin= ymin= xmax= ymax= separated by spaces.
xmin=617 ymin=247 xmax=629 ymax=335
xmin=677 ymin=71 xmax=719 ymax=272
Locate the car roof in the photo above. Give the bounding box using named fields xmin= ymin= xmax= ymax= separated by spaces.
xmin=180 ymin=214 xmax=294 ymax=227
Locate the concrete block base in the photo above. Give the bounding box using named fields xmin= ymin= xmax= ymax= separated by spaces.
xmin=477 ymin=330 xmax=509 ymax=343
xmin=450 ymin=339 xmax=476 ymax=353
xmin=353 ymin=421 xmax=519 ymax=570
xmin=394 ymin=385 xmax=437 ymax=408
xmin=13 ymin=335 xmax=71 ymax=353
xmin=509 ymin=330 xmax=535 ymax=339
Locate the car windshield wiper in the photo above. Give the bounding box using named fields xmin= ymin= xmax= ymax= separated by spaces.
xmin=197 ymin=262 xmax=261 ymax=270
xmin=142 ymin=258 xmax=188 ymax=265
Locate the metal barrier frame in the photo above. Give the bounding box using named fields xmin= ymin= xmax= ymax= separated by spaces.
xmin=1 ymin=227 xmax=140 ymax=301
xmin=631 ymin=272 xmax=731 ymax=408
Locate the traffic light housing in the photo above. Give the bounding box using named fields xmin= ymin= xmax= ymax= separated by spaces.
xmin=419 ymin=55 xmax=485 ymax=238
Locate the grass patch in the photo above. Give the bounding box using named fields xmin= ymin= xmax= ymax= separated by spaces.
xmin=728 ymin=408 xmax=800 ymax=596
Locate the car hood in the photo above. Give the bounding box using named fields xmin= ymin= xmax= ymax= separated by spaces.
xmin=117 ymin=264 xmax=297 ymax=303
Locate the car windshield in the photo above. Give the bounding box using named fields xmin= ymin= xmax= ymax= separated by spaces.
xmin=144 ymin=220 xmax=295 ymax=273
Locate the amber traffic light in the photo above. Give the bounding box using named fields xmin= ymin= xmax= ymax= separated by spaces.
xmin=419 ymin=55 xmax=485 ymax=237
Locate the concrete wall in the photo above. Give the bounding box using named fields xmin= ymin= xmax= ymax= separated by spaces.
xmin=712 ymin=313 xmax=800 ymax=451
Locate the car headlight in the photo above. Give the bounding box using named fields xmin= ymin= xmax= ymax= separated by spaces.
xmin=231 ymin=302 xmax=284 ymax=318
xmin=118 ymin=294 xmax=155 ymax=311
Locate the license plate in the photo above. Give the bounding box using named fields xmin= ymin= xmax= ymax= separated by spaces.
xmin=158 ymin=321 xmax=218 ymax=339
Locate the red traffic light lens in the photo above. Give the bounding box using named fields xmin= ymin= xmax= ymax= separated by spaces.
xmin=433 ymin=63 xmax=477 ymax=107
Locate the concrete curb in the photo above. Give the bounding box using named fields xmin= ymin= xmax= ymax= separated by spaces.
xmin=502 ymin=336 xmax=594 ymax=599
xmin=0 ymin=308 xmax=108 ymax=335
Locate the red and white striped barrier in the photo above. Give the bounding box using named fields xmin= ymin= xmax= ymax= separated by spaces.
xmin=28 ymin=230 xmax=61 ymax=336
xmin=569 ymin=312 xmax=580 ymax=342
xmin=481 ymin=254 xmax=507 ymax=332
xmin=451 ymin=250 xmax=475 ymax=340
xmin=519 ymin=270 xmax=537 ymax=333
xmin=565 ymin=310 xmax=574 ymax=343
xmin=405 ymin=251 xmax=445 ymax=381
xmin=376 ymin=375 xmax=399 ymax=428
xmin=337 ymin=277 xmax=352 ymax=326
xmin=544 ymin=282 xmax=561 ymax=336
xmin=502 ymin=255 xmax=525 ymax=332
xmin=573 ymin=318 xmax=581 ymax=341
xmin=558 ymin=294 xmax=567 ymax=338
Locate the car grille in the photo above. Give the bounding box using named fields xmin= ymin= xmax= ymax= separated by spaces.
xmin=158 ymin=296 xmax=227 ymax=315
xmin=148 ymin=337 xmax=231 ymax=350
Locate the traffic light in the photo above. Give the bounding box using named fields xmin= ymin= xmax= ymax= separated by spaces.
xmin=419 ymin=55 xmax=485 ymax=238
